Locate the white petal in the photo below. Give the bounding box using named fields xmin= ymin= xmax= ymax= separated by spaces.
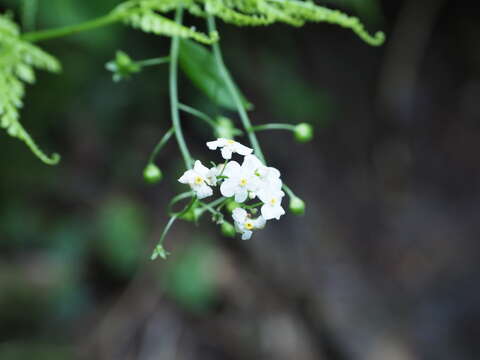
xmin=206 ymin=139 xmax=221 ymax=150
xmin=254 ymin=216 xmax=266 ymax=229
xmin=178 ymin=170 xmax=195 ymax=184
xmin=220 ymin=180 xmax=236 ymax=197
xmin=232 ymin=208 xmax=247 ymax=223
xmin=206 ymin=168 xmax=218 ymax=186
xmin=272 ymin=205 xmax=285 ymax=220
xmin=195 ymin=184 xmax=213 ymax=199
xmin=193 ymin=160 xmax=209 ymax=177
xmin=261 ymin=204 xmax=285 ymax=220
xmin=221 ymin=147 xmax=233 ymax=159
xmin=223 ymin=161 xmax=241 ymax=177
xmin=257 ymin=190 xmax=270 ymax=203
xmin=241 ymin=230 xmax=252 ymax=240
xmin=267 ymin=167 xmax=281 ymax=179
xmin=234 ymin=188 xmax=248 ymax=203
xmin=234 ymin=142 xmax=253 ymax=156
xmin=266 ymin=178 xmax=283 ymax=192
xmin=242 ymin=154 xmax=262 ymax=171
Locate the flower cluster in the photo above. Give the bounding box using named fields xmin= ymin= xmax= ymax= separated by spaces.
xmin=178 ymin=138 xmax=285 ymax=240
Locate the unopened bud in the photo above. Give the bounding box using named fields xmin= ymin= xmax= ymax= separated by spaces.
xmin=289 ymin=196 xmax=305 ymax=215
xmin=294 ymin=123 xmax=314 ymax=143
xmin=221 ymin=222 xmax=236 ymax=238
xmin=225 ymin=200 xmax=240 ymax=213
xmin=143 ymin=164 xmax=162 ymax=184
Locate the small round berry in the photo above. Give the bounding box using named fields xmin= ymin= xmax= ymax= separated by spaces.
xmin=143 ymin=164 xmax=162 ymax=184
xmin=294 ymin=123 xmax=314 ymax=143
xmin=289 ymin=196 xmax=305 ymax=215
xmin=221 ymin=222 xmax=236 ymax=238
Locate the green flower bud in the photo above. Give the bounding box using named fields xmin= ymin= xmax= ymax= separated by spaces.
xmin=180 ymin=207 xmax=202 ymax=222
xmin=289 ymin=196 xmax=306 ymax=215
xmin=106 ymin=50 xmax=140 ymax=82
xmin=215 ymin=116 xmax=243 ymax=139
xmin=225 ymin=200 xmax=241 ymax=213
xmin=151 ymin=244 xmax=170 ymax=260
xmin=143 ymin=164 xmax=163 ymax=184
xmin=221 ymin=222 xmax=236 ymax=238
xmin=294 ymin=123 xmax=314 ymax=143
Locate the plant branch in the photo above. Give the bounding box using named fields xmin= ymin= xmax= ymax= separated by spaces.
xmin=178 ymin=103 xmax=217 ymax=129
xmin=249 ymin=123 xmax=296 ymax=132
xmin=148 ymin=127 xmax=174 ymax=165
xmin=207 ymin=15 xmax=266 ymax=163
xmin=137 ymin=56 xmax=170 ymax=68
xmin=21 ymin=10 xmax=128 ymax=42
xmin=169 ymin=7 xmax=193 ymax=169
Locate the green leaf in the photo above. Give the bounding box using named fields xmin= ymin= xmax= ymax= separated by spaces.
xmin=96 ymin=197 xmax=146 ymax=276
xmin=178 ymin=39 xmax=252 ymax=111
xmin=163 ymin=242 xmax=218 ymax=313
xmin=0 ymin=14 xmax=61 ymax=165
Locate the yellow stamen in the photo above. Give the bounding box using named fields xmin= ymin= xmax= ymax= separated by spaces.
xmin=244 ymin=221 xmax=254 ymax=230
xmin=270 ymin=198 xmax=277 ymax=205
xmin=194 ymin=176 xmax=204 ymax=185
xmin=226 ymin=139 xmax=235 ymax=144
xmin=239 ymin=178 xmax=247 ymax=186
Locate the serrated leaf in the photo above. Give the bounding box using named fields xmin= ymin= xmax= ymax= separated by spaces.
xmin=0 ymin=14 xmax=61 ymax=165
xmin=178 ymin=39 xmax=252 ymax=111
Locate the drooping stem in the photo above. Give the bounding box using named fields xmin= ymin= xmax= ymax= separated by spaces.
xmin=21 ymin=11 xmax=128 ymax=42
xmin=137 ymin=56 xmax=170 ymax=68
xmin=178 ymin=103 xmax=217 ymax=129
xmin=249 ymin=123 xmax=296 ymax=132
xmin=283 ymin=183 xmax=296 ymax=199
xmin=170 ymin=7 xmax=193 ymax=169
xmin=207 ymin=15 xmax=266 ymax=163
xmin=148 ymin=127 xmax=174 ymax=165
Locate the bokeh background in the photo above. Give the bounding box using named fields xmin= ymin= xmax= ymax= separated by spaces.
xmin=1 ymin=0 xmax=479 ymax=359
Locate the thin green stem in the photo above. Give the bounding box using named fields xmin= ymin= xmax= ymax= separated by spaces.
xmin=169 ymin=7 xmax=193 ymax=169
xmin=282 ymin=184 xmax=296 ymax=199
xmin=207 ymin=15 xmax=266 ymax=163
xmin=242 ymin=201 xmax=263 ymax=210
xmin=249 ymin=123 xmax=296 ymax=132
xmin=22 ymin=0 xmax=38 ymax=32
xmin=137 ymin=56 xmax=170 ymax=68
xmin=148 ymin=127 xmax=174 ymax=165
xmin=198 ymin=197 xmax=227 ymax=216
xmin=218 ymin=159 xmax=228 ymax=178
xmin=21 ymin=10 xmax=128 ymax=42
xmin=178 ymin=103 xmax=217 ymax=129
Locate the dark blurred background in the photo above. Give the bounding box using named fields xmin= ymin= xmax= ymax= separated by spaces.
xmin=1 ymin=0 xmax=480 ymax=359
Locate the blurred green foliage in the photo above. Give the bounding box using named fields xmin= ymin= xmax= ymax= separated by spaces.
xmin=163 ymin=241 xmax=218 ymax=313
xmin=95 ymin=197 xmax=146 ymax=276
xmin=0 ymin=0 xmax=341 ymax=355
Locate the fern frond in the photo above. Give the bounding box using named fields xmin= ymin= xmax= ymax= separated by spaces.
xmin=202 ymin=0 xmax=384 ymax=45
xmin=267 ymin=0 xmax=385 ymax=46
xmin=117 ymin=1 xmax=219 ymax=44
xmin=0 ymin=14 xmax=61 ymax=164
xmin=116 ymin=0 xmax=384 ymax=45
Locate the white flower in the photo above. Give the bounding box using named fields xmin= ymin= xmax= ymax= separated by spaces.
xmin=206 ymin=138 xmax=253 ymax=159
xmin=220 ymin=160 xmax=258 ymax=203
xmin=242 ymin=154 xmax=283 ymax=196
xmin=178 ymin=160 xmax=213 ymax=199
xmin=232 ymin=208 xmax=266 ymax=240
xmin=205 ymin=164 xmax=223 ymax=187
xmin=258 ymin=188 xmax=285 ymax=220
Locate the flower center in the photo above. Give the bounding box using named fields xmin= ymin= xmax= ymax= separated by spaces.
xmin=226 ymin=139 xmax=235 ymax=145
xmin=194 ymin=176 xmax=204 ymax=185
xmin=244 ymin=221 xmax=254 ymax=230
xmin=270 ymin=198 xmax=277 ymax=206
xmin=239 ymin=178 xmax=248 ymax=186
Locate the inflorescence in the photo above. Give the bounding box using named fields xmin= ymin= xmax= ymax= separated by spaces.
xmin=179 ymin=139 xmax=285 ymax=240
